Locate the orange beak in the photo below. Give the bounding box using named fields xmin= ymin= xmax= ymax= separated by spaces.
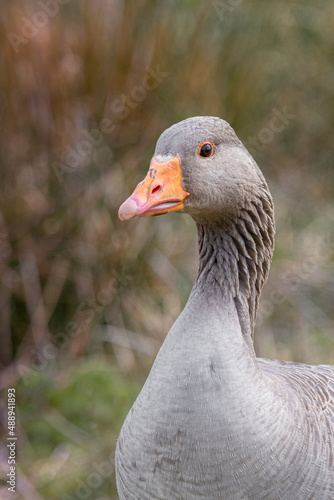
xmin=118 ymin=157 xmax=190 ymax=221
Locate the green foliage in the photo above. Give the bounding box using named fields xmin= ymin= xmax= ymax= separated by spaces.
xmin=15 ymin=358 xmax=141 ymax=498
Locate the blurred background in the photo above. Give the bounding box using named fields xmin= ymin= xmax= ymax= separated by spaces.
xmin=0 ymin=0 xmax=334 ymax=498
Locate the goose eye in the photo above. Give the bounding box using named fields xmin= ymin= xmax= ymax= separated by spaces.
xmin=198 ymin=142 xmax=213 ymax=158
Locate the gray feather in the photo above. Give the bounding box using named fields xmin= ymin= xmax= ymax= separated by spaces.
xmin=116 ymin=116 xmax=334 ymax=499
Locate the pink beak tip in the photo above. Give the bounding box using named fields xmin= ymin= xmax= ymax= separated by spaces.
xmin=118 ymin=198 xmax=138 ymax=221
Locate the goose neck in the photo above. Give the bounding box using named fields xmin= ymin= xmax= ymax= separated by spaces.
xmin=194 ymin=198 xmax=275 ymax=341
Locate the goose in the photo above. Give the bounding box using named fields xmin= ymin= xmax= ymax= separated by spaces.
xmin=115 ymin=116 xmax=334 ymax=499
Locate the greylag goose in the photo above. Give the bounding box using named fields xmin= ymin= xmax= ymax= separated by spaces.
xmin=116 ymin=116 xmax=334 ymax=499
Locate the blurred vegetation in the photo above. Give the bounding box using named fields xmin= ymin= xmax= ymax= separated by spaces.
xmin=0 ymin=0 xmax=333 ymax=498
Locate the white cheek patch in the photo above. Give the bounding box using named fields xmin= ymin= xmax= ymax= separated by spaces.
xmin=154 ymin=154 xmax=177 ymax=162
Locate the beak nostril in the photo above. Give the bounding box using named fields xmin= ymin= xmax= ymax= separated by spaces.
xmin=152 ymin=185 xmax=162 ymax=195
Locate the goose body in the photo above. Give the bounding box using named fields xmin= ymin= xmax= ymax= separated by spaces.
xmin=116 ymin=117 xmax=334 ymax=499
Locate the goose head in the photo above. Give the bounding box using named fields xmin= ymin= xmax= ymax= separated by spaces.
xmin=118 ymin=116 xmax=272 ymax=228
xmin=118 ymin=116 xmax=275 ymax=337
